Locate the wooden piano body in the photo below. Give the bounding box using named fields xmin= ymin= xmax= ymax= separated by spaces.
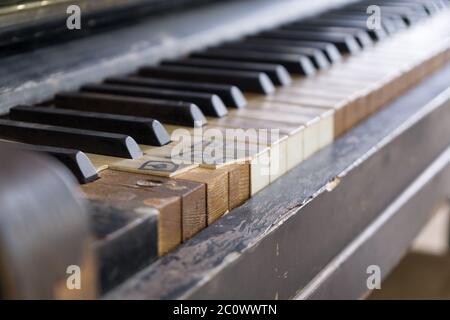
xmin=1 ymin=0 xmax=450 ymax=299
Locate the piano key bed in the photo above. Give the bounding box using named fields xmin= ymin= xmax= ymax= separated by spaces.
xmin=1 ymin=0 xmax=450 ymax=298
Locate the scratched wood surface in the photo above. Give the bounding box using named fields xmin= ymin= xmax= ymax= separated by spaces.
xmin=96 ymin=169 xmax=207 ymax=240
xmin=82 ymin=181 xmax=181 ymax=256
xmin=220 ymin=163 xmax=251 ymax=210
xmin=87 ymin=200 xmax=159 ymax=293
xmin=176 ymin=167 xmax=229 ymax=224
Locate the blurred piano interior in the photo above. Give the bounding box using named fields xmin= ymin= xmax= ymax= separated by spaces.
xmin=1 ymin=0 xmax=450 ymax=299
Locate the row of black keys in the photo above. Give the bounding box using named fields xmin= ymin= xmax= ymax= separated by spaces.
xmin=1 ymin=0 xmax=446 ymax=184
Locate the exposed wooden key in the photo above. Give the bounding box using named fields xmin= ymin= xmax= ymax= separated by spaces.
xmin=96 ymin=138 xmax=239 ymax=223
xmin=162 ymin=58 xmax=292 ymax=86
xmin=88 ymin=200 xmax=159 ymax=293
xmin=138 ymin=65 xmax=275 ymax=94
xmin=80 ymin=83 xmax=228 ymax=118
xmin=108 ymin=158 xmax=246 ymax=216
xmin=0 ymin=119 xmax=142 ymax=159
xmin=140 ymin=139 xmax=268 ymax=199
xmin=82 ymin=181 xmax=182 ymax=256
xmin=96 ymin=151 xmax=241 ymax=224
xmin=9 ymin=105 xmax=170 ymax=146
xmin=175 ymin=167 xmax=229 ymax=224
xmin=218 ymin=163 xmax=250 ymax=210
xmin=162 ymin=125 xmax=276 ymax=192
xmin=94 ymin=169 xmax=207 ymax=241
xmin=54 ymin=92 xmax=207 ymax=127
xmin=105 ymin=76 xmax=247 ymax=108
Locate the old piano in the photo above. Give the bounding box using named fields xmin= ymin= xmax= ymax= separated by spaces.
xmin=1 ymin=0 xmax=450 ymax=299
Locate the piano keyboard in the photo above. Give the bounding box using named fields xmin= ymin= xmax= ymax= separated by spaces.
xmin=2 ymin=0 xmax=450 ymax=294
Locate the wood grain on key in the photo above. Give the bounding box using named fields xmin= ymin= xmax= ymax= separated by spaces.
xmin=85 ymin=141 xmax=249 ymax=221
xmin=94 ymin=169 xmax=207 ymax=241
xmin=176 ymin=167 xmax=229 ymax=225
xmin=143 ymin=140 xmax=249 ymax=215
xmin=81 ymin=181 xmax=181 ymax=256
xmin=217 ymin=163 xmax=250 ymax=210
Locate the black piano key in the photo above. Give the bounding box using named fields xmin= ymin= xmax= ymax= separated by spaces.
xmin=191 ymin=48 xmax=316 ymax=76
xmin=138 ymin=65 xmax=275 ymax=94
xmin=245 ymin=37 xmax=342 ymax=63
xmin=354 ymin=1 xmax=431 ymax=17
xmin=81 ymin=83 xmax=227 ymax=118
xmin=254 ymin=30 xmax=361 ymax=55
xmin=324 ymin=13 xmax=405 ymax=34
xmin=428 ymin=0 xmax=450 ymax=10
xmin=219 ymin=42 xmax=330 ymax=69
xmin=405 ymin=0 xmax=442 ymax=14
xmin=104 ymin=76 xmax=247 ymax=109
xmin=290 ymin=18 xmax=387 ymax=41
xmin=55 ymin=92 xmax=207 ymax=127
xmin=162 ymin=58 xmax=292 ymax=86
xmin=9 ymin=105 xmax=170 ymax=146
xmin=375 ymin=1 xmax=435 ymax=15
xmin=0 ymin=119 xmax=142 ymax=159
xmin=338 ymin=6 xmax=424 ymax=26
xmin=435 ymin=0 xmax=449 ymax=9
xmin=2 ymin=142 xmax=99 ymax=184
xmin=280 ymin=25 xmax=373 ymax=48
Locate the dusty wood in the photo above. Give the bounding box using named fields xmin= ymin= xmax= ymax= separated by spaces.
xmin=143 ymin=139 xmax=250 ymax=211
xmin=81 ymin=181 xmax=181 ymax=256
xmin=87 ymin=200 xmax=159 ymax=293
xmin=96 ymin=169 xmax=207 ymax=241
xmin=165 ymin=124 xmax=282 ymax=186
xmin=217 ymin=163 xmax=251 ymax=210
xmin=176 ymin=167 xmax=229 ymax=225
